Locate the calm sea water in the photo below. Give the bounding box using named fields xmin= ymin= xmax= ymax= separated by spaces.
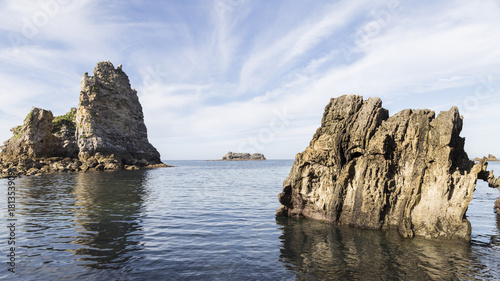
xmin=1 ymin=160 xmax=499 ymax=280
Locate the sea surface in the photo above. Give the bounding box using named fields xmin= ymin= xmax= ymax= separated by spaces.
xmin=1 ymin=160 xmax=499 ymax=280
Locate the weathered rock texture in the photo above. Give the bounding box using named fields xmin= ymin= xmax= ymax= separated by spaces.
xmin=0 ymin=62 xmax=168 ymax=177
xmin=277 ymin=95 xmax=486 ymax=241
xmin=77 ymin=62 xmax=161 ymax=166
xmin=222 ymin=152 xmax=266 ymax=161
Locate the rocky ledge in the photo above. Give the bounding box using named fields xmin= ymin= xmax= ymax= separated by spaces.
xmin=222 ymin=152 xmax=266 ymax=161
xmin=0 ymin=61 xmax=169 ymax=177
xmin=277 ymin=95 xmax=489 ymax=241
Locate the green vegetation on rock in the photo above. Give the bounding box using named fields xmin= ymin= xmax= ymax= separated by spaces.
xmin=52 ymin=108 xmax=77 ymax=133
xmin=24 ymin=110 xmax=33 ymax=125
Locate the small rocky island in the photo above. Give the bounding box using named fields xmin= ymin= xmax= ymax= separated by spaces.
xmin=222 ymin=152 xmax=266 ymax=161
xmin=277 ymin=95 xmax=493 ymax=241
xmin=473 ymin=154 xmax=499 ymax=162
xmin=0 ymin=61 xmax=168 ymax=178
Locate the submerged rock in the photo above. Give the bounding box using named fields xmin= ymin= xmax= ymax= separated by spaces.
xmin=277 ymin=95 xmax=485 ymax=241
xmin=0 ymin=61 xmax=168 ymax=177
xmin=222 ymin=152 xmax=266 ymax=161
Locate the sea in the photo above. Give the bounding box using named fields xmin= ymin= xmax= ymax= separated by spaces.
xmin=1 ymin=160 xmax=499 ymax=280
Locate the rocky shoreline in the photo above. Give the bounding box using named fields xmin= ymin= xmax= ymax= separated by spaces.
xmin=0 ymin=62 xmax=170 ymax=178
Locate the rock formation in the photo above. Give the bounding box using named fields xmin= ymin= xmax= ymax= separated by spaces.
xmin=0 ymin=61 xmax=168 ymax=177
xmin=478 ymin=168 xmax=500 ymax=189
xmin=222 ymin=152 xmax=266 ymax=160
xmin=277 ymin=95 xmax=486 ymax=241
xmin=473 ymin=154 xmax=499 ymax=162
xmin=487 ymin=154 xmax=499 ymax=161
xmin=477 ymin=164 xmax=500 ymax=215
xmin=77 ymin=62 xmax=162 ymax=168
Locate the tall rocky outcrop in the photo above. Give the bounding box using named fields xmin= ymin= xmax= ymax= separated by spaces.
xmin=277 ymin=95 xmax=486 ymax=241
xmin=76 ymin=62 xmax=161 ymax=166
xmin=0 ymin=61 xmax=167 ymax=177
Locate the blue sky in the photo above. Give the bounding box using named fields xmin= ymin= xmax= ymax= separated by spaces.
xmin=1 ymin=0 xmax=499 ymax=160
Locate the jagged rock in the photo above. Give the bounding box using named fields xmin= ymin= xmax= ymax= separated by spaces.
xmin=0 ymin=61 xmax=170 ymax=178
xmin=495 ymin=198 xmax=500 ymax=215
xmin=277 ymin=95 xmax=485 ymax=241
xmin=478 ymin=165 xmax=500 ymax=189
xmin=222 ymin=151 xmax=266 ymax=160
xmin=76 ymin=61 xmax=162 ymax=166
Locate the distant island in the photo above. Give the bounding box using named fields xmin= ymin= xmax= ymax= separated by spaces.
xmin=473 ymin=154 xmax=499 ymax=162
xmin=0 ymin=61 xmax=169 ymax=178
xmin=222 ymin=152 xmax=266 ymax=161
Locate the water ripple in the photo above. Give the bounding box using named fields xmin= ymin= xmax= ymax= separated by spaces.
xmin=0 ymin=161 xmax=498 ymax=280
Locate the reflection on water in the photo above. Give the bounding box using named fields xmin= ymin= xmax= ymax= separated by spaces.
xmin=72 ymin=170 xmax=147 ymax=268
xmin=0 ymin=160 xmax=498 ymax=280
xmin=277 ymin=217 xmax=497 ymax=280
xmin=17 ymin=170 xmax=149 ymax=271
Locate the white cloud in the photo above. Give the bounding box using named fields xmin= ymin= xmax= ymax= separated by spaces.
xmin=1 ymin=0 xmax=500 ymax=159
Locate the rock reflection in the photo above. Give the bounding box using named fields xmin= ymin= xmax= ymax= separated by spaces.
xmin=277 ymin=217 xmax=487 ymax=280
xmin=72 ymin=170 xmax=148 ymax=269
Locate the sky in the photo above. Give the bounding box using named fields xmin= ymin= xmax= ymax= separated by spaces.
xmin=0 ymin=0 xmax=499 ymax=160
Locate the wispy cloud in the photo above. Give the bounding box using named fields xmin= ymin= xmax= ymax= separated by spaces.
xmin=1 ymin=0 xmax=500 ymax=159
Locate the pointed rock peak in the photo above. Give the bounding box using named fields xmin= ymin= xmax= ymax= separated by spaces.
xmin=87 ymin=61 xmax=130 ymax=86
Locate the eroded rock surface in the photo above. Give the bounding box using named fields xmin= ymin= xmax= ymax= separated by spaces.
xmin=277 ymin=95 xmax=485 ymax=241
xmin=0 ymin=62 xmax=168 ymax=177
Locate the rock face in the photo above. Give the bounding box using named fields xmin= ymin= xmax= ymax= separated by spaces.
xmin=277 ymin=95 xmax=485 ymax=241
xmin=222 ymin=152 xmax=266 ymax=160
xmin=1 ymin=108 xmax=61 ymax=159
xmin=77 ymin=62 xmax=161 ymax=166
xmin=0 ymin=62 xmax=168 ymax=177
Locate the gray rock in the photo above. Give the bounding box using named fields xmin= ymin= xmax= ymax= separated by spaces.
xmin=1 ymin=108 xmax=60 ymax=159
xmin=277 ymin=95 xmax=485 ymax=241
xmin=250 ymin=153 xmax=266 ymax=160
xmin=222 ymin=151 xmax=266 ymax=160
xmin=76 ymin=61 xmax=161 ymax=166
